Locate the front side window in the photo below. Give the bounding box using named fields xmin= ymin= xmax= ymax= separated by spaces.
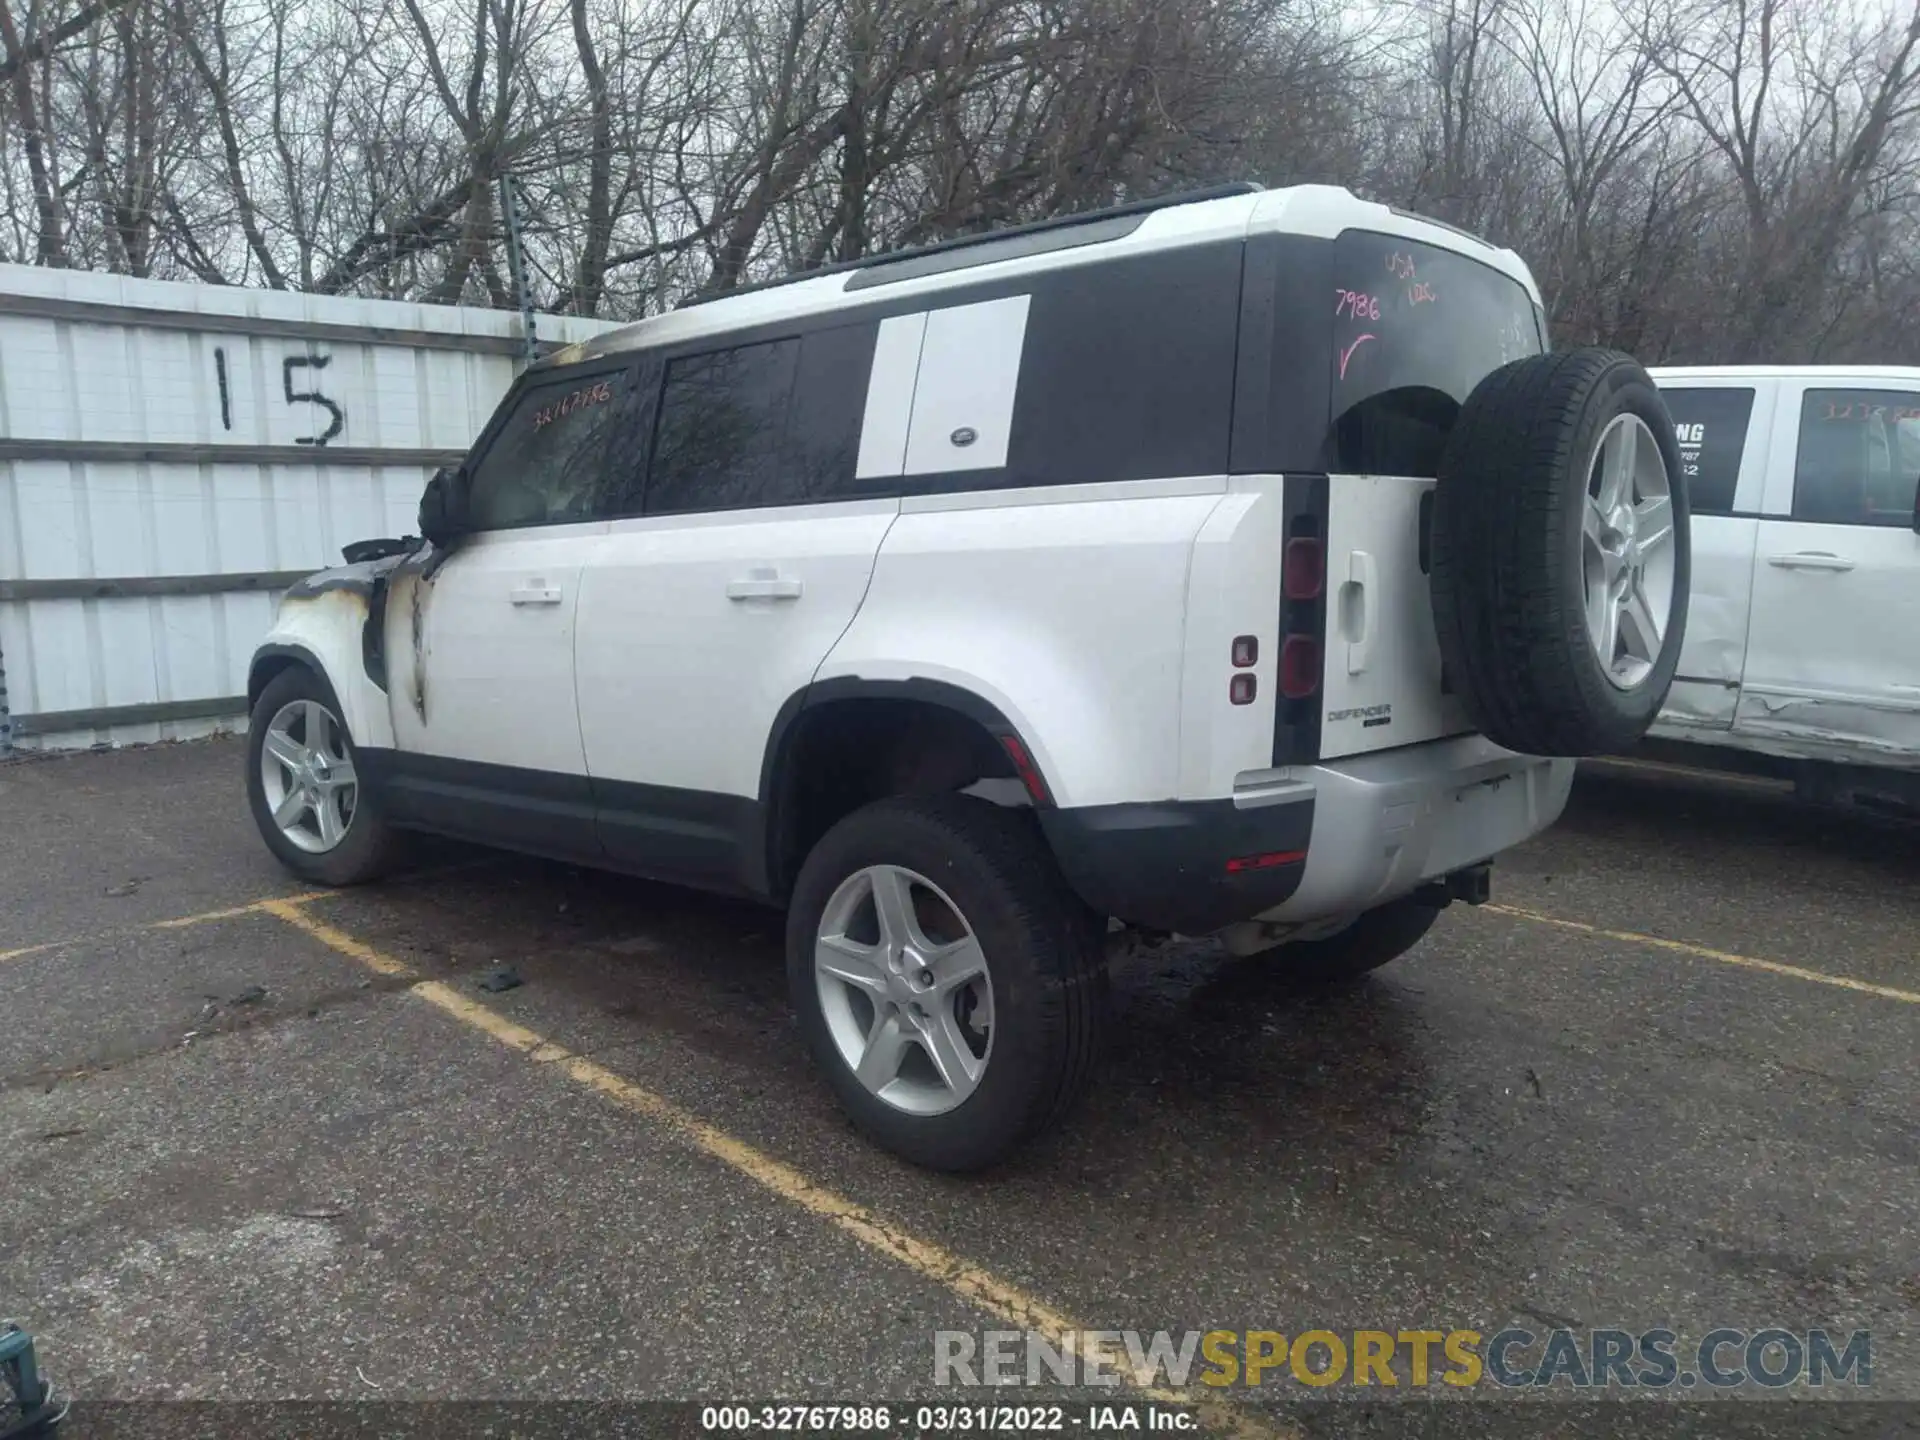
xmin=466 ymin=367 xmax=634 ymax=530
xmin=1660 ymin=387 xmax=1755 ymax=517
xmin=1794 ymin=389 xmax=1920 ymax=526
xmin=1328 ymin=230 xmax=1543 ymax=477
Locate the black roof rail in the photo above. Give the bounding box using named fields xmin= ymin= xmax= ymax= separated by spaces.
xmin=675 ymin=181 xmax=1265 ymax=310
xmin=1387 ymin=205 xmax=1498 ymax=250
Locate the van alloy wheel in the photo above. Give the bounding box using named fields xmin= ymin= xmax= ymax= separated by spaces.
xmin=258 ymin=698 xmax=358 ymax=854
xmin=813 ymin=863 xmax=994 ymax=1117
xmin=1582 ymin=413 xmax=1677 ymax=692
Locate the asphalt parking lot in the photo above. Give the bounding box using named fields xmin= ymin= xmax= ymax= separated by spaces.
xmin=2 ymin=738 xmax=1915 ymax=1438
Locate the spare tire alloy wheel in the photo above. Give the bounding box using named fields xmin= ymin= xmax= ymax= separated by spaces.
xmin=814 ymin=864 xmax=993 ymax=1116
xmin=260 ymin=698 xmax=359 ymax=853
xmin=1583 ymin=413 xmax=1677 ymax=691
xmin=1430 ymin=347 xmax=1692 ymax=757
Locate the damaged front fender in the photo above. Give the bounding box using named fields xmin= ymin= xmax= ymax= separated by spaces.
xmin=254 ymin=545 xmax=436 ymax=751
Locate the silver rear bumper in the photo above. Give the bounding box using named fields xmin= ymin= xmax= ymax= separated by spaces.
xmin=1236 ymin=735 xmax=1574 ymax=924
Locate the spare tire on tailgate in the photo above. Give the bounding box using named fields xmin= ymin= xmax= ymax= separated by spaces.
xmin=1429 ymin=347 xmax=1690 ymax=757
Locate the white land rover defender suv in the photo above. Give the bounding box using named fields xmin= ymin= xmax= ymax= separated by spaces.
xmin=244 ymin=182 xmax=1690 ymax=1171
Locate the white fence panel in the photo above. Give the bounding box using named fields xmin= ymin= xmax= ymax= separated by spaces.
xmin=0 ymin=264 xmax=623 ymax=753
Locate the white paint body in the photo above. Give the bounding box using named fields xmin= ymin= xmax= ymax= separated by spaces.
xmin=254 ymin=182 xmax=1575 ymax=931
xmin=1651 ymin=365 xmax=1920 ymax=771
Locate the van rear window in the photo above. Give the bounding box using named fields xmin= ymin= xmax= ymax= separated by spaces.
xmin=1328 ymin=231 xmax=1543 ymax=477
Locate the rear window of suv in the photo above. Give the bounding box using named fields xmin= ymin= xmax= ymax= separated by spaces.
xmin=1329 ymin=230 xmax=1543 ymax=478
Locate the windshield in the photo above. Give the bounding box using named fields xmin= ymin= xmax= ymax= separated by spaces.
xmin=1328 ymin=229 xmax=1543 ymax=477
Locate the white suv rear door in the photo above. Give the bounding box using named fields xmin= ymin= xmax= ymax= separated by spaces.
xmin=1739 ymin=379 xmax=1920 ymax=760
xmin=573 ymin=321 xmax=901 ymax=886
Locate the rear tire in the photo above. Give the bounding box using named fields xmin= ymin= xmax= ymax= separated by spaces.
xmin=246 ymin=666 xmax=403 ymax=886
xmin=1277 ymin=899 xmax=1439 ymax=985
xmin=786 ymin=795 xmax=1107 ymax=1173
xmin=1431 ymin=347 xmax=1690 ymax=757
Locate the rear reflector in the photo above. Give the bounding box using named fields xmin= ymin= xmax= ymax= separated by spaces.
xmin=998 ymin=734 xmax=1051 ymax=805
xmin=1225 ymin=849 xmax=1306 ymax=874
xmin=1280 ymin=635 xmax=1321 ymax=698
xmin=1231 ymin=635 xmax=1258 ymax=668
xmin=1284 ymin=538 xmax=1324 ymax=600
xmin=1229 ymin=673 xmax=1257 ymax=705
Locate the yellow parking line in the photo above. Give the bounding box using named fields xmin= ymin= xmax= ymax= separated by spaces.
xmin=261 ymin=898 xmax=1293 ymax=1440
xmin=0 ymin=889 xmax=335 ymax=964
xmin=0 ymin=858 xmax=502 ymax=967
xmin=1485 ymin=904 xmax=1920 ymax=1005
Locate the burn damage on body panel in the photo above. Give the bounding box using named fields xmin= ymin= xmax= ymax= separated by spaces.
xmin=278 ymin=540 xmax=442 ymax=715
xmin=397 ymin=555 xmax=439 ymax=725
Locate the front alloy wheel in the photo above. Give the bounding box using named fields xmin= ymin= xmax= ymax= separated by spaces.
xmin=259 ymin=698 xmax=359 ymax=853
xmin=244 ymin=665 xmax=401 ymax=886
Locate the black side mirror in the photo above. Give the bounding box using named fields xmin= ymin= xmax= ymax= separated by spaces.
xmin=419 ymin=466 xmax=469 ymax=548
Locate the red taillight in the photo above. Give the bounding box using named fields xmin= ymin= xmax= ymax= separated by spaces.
xmin=1226 ymin=849 xmax=1306 ymax=874
xmin=1231 ymin=635 xmax=1258 ymax=668
xmin=999 ymin=734 xmax=1051 ymax=805
xmin=1281 ymin=635 xmax=1320 ymax=698
xmin=1284 ymin=538 xmax=1324 ymax=600
xmin=1229 ymin=673 xmax=1257 ymax=705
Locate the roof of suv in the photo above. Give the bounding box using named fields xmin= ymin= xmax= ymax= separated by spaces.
xmin=542 ymin=184 xmax=1540 ymax=370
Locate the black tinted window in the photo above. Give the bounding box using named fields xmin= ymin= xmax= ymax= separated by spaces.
xmin=646 ymin=339 xmax=801 ymax=514
xmin=788 ymin=322 xmax=877 ymax=500
xmin=1795 ymin=390 xmax=1920 ymax=526
xmin=1329 ymin=231 xmax=1542 ymax=477
xmin=1005 ymin=242 xmax=1241 ymax=484
xmin=467 ymin=367 xmax=634 ymax=529
xmin=1660 ymin=387 xmax=1754 ymax=516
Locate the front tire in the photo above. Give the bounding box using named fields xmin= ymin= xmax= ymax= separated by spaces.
xmin=246 ymin=666 xmax=402 ymax=886
xmin=786 ymin=796 xmax=1107 ymax=1173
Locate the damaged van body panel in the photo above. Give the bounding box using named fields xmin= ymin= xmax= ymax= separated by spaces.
xmin=1649 ymin=363 xmax=1920 ymax=788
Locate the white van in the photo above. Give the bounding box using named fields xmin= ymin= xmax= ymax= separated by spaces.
xmin=1649 ymin=366 xmax=1919 ymax=808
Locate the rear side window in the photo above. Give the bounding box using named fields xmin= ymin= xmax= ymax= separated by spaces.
xmin=887 ymin=244 xmax=1243 ymax=491
xmin=641 ymin=324 xmax=877 ymax=515
xmin=466 ymin=367 xmax=636 ymax=530
xmin=1328 ymin=231 xmax=1543 ymax=477
xmin=1659 ymin=387 xmax=1754 ymax=516
xmin=1794 ymin=389 xmax=1920 ymax=526
xmin=1005 ymin=243 xmax=1241 ymax=484
xmin=645 ymin=338 xmax=800 ymax=514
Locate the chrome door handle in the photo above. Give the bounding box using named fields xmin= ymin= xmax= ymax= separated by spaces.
xmin=509 ymin=584 xmax=563 ymax=605
xmin=1767 ymin=552 xmax=1855 ymax=572
xmin=726 ymin=575 xmax=803 ymax=601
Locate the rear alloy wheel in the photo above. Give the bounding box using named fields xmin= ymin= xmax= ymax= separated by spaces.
xmin=813 ymin=864 xmax=995 ymax=1117
xmin=245 ymin=666 xmax=402 ymax=886
xmin=1430 ymin=347 xmax=1691 ymax=757
xmin=788 ymin=796 xmax=1107 ymax=1172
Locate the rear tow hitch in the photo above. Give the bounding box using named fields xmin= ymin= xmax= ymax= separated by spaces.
xmin=1413 ymin=861 xmax=1493 ymax=910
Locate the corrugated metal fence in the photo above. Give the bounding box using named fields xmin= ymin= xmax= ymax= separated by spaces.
xmin=0 ymin=265 xmax=621 ymax=753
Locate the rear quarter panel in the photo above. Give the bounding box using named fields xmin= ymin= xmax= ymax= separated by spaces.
xmin=818 ymin=478 xmax=1227 ymax=808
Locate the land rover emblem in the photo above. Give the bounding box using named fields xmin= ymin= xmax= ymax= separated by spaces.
xmin=950 ymin=426 xmax=978 ymax=447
